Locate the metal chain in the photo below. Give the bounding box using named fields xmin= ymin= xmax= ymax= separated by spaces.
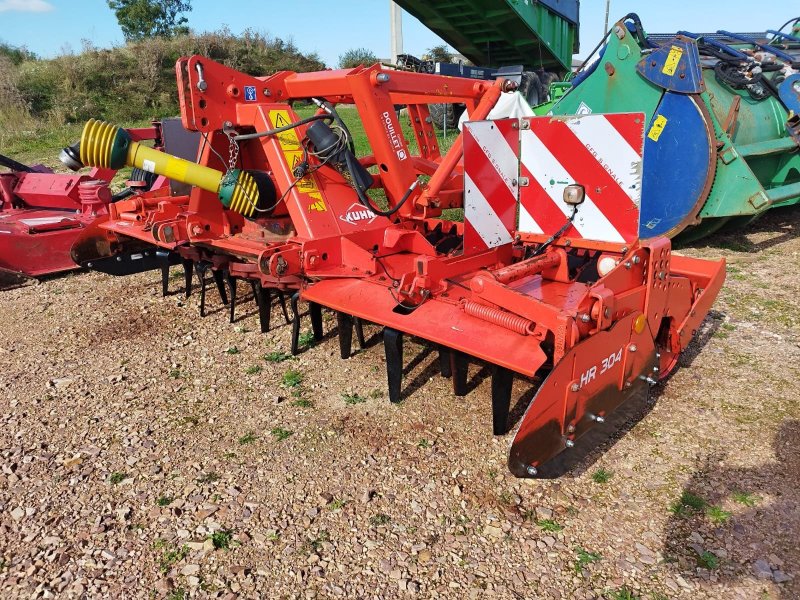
xmin=226 ymin=130 xmax=240 ymax=174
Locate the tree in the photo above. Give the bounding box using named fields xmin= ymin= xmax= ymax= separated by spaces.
xmin=107 ymin=0 xmax=192 ymax=42
xmin=424 ymin=44 xmax=454 ymax=63
xmin=338 ymin=47 xmax=378 ymax=69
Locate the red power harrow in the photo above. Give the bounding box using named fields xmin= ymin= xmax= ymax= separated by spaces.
xmin=71 ymin=57 xmax=725 ymax=476
xmin=0 ymin=125 xmax=170 ymax=278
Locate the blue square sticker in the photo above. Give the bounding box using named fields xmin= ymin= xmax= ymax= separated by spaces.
xmin=244 ymin=85 xmax=257 ymax=101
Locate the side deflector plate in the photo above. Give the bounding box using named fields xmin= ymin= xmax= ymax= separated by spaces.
xmin=508 ymin=313 xmax=658 ymax=477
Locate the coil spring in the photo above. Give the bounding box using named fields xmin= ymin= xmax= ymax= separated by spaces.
xmin=463 ymin=301 xmax=535 ymax=335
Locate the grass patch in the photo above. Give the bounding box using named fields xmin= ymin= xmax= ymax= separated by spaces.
xmin=282 ymin=369 xmax=304 ymax=387
xmin=417 ymin=438 xmax=432 ymax=448
xmin=264 ymin=351 xmax=292 ymax=363
xmin=341 ymin=392 xmax=366 ymax=405
xmin=733 ymin=491 xmax=758 ymax=507
xmin=168 ymin=368 xmax=183 ymax=379
xmin=270 ymin=427 xmax=293 ymax=441
xmin=591 ymin=468 xmax=613 ymax=484
xmin=165 ymin=589 xmax=187 ymax=600
xmin=298 ymin=331 xmax=316 ymax=348
xmin=238 ymin=433 xmax=257 ymax=445
xmin=159 ymin=543 xmax=189 ymax=573
xmin=714 ymin=322 xmax=736 ymax=339
xmin=536 ymin=519 xmax=563 ymax=532
xmin=697 ymin=550 xmax=720 ymax=570
xmin=706 ymin=505 xmax=732 ymax=524
xmin=606 ymin=587 xmax=640 ymax=600
xmin=328 ymin=498 xmax=346 ymax=511
xmin=669 ymin=490 xmax=706 ymax=516
xmin=197 ymin=471 xmax=220 ymax=484
xmin=109 ymin=472 xmax=126 ymax=485
xmin=208 ymin=529 xmax=233 ymax=550
xmin=498 ymin=491 xmax=515 ymax=506
xmin=369 ymin=513 xmax=391 ymax=526
xmin=303 ymin=530 xmax=331 ymax=554
xmin=244 ymin=365 xmax=262 ymax=375
xmin=292 ymin=398 xmax=313 ymax=408
xmin=224 ymin=346 xmax=240 ymax=355
xmin=157 ymin=495 xmax=173 ymax=507
xmin=574 ymin=547 xmax=602 ymax=574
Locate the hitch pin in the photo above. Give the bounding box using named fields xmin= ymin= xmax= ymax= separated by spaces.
xmin=195 ymin=63 xmax=207 ymax=92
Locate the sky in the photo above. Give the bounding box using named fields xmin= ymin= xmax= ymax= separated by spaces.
xmin=0 ymin=0 xmax=796 ymax=67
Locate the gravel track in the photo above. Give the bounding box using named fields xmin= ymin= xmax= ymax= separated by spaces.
xmin=0 ymin=208 xmax=798 ymax=599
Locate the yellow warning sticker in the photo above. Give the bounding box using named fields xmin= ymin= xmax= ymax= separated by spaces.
xmin=662 ymin=45 xmax=683 ymax=76
xmin=308 ymin=199 xmax=327 ymax=212
xmin=267 ymin=109 xmax=323 ymax=203
xmin=647 ymin=115 xmax=668 ymax=142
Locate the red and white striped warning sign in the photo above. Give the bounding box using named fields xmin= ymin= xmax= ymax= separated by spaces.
xmin=463 ymin=114 xmax=644 ymax=252
xmin=462 ymin=119 xmax=518 ymax=253
xmin=518 ymin=114 xmax=644 ymax=245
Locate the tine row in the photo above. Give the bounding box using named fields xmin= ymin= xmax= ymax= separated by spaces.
xmin=159 ymin=260 xmax=515 ymax=438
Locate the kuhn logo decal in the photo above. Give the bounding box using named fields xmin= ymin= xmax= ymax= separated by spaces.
xmin=382 ymin=111 xmax=407 ymax=161
xmin=340 ymin=203 xmax=376 ymax=226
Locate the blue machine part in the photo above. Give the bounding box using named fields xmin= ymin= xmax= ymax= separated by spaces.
xmin=717 ymin=30 xmax=797 ymax=63
xmin=778 ymin=74 xmax=800 ymax=115
xmin=636 ymin=37 xmax=704 ymax=94
xmin=640 ymin=92 xmax=715 ymax=238
xmin=767 ymin=29 xmax=800 ymax=43
xmin=677 ymin=31 xmax=750 ymax=60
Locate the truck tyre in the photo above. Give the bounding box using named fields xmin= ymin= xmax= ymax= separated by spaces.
xmin=428 ymin=103 xmax=464 ymax=130
xmin=519 ymin=71 xmax=545 ymax=107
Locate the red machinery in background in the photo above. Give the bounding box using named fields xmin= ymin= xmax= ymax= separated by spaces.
xmin=71 ymin=58 xmax=725 ymax=476
xmin=0 ymin=120 xmax=198 ymax=279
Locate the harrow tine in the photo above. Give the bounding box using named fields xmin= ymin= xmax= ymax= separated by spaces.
xmin=182 ymin=258 xmax=193 ymax=298
xmin=159 ymin=253 xmax=171 ymax=297
xmin=337 ymin=312 xmax=354 ymax=359
xmin=277 ymin=291 xmax=291 ymax=325
xmin=309 ymin=302 xmax=324 ymax=341
xmin=491 ymin=366 xmax=514 ymax=435
xmin=451 ymin=351 xmax=469 ymax=397
xmin=290 ymin=292 xmax=301 ymax=355
xmin=291 ymin=296 xmax=325 ymax=354
xmin=227 ymin=272 xmax=237 ymax=323
xmin=354 ymin=318 xmax=366 ymax=349
xmin=213 ymin=269 xmax=228 ymax=305
xmin=195 ymin=262 xmax=208 ymax=317
xmin=383 ymin=327 xmax=404 ymax=404
xmin=254 ymin=281 xmax=271 ymax=334
xmin=438 ymin=347 xmax=453 ymax=378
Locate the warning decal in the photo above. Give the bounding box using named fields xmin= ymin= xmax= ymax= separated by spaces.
xmin=647 ymin=115 xmax=668 ymax=142
xmin=268 ymin=109 xmax=324 ymax=204
xmin=662 ymin=46 xmax=683 ymax=76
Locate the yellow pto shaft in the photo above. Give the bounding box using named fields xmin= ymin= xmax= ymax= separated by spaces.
xmin=79 ymin=119 xmax=260 ymax=217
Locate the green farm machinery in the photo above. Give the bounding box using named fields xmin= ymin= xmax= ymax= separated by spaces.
xmin=544 ymin=14 xmax=800 ymax=241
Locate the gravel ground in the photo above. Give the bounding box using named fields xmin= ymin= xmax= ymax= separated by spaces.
xmin=0 ymin=208 xmax=798 ymax=600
